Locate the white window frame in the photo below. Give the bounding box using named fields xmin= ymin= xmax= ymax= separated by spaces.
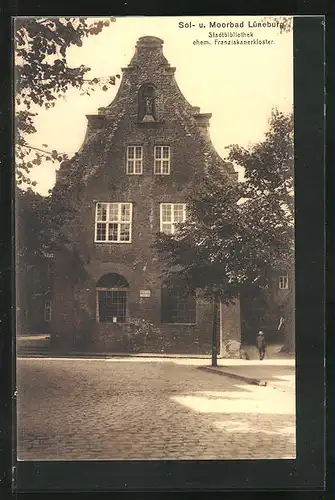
xmin=44 ymin=300 xmax=52 ymax=322
xmin=95 ymin=202 xmax=132 ymax=243
xmin=160 ymin=203 xmax=186 ymax=234
xmin=279 ymin=275 xmax=289 ymax=290
xmin=154 ymin=146 xmax=171 ymax=175
xmin=126 ymin=146 xmax=143 ymax=175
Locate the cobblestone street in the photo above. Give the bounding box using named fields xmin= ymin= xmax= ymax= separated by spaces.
xmin=17 ymin=358 xmax=295 ymax=460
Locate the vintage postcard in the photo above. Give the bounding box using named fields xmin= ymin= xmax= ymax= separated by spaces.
xmin=15 ymin=16 xmax=295 ymax=463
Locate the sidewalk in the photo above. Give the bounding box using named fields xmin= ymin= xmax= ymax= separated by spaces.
xmin=199 ymin=361 xmax=295 ymax=388
xmin=17 ymin=336 xmax=295 ymax=388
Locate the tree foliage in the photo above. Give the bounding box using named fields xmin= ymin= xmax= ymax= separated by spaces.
xmin=263 ymin=16 xmax=293 ymax=33
xmin=16 ymin=187 xmax=74 ymax=265
xmin=16 ymin=186 xmax=89 ymax=300
xmin=228 ymin=109 xmax=294 ymax=220
xmin=154 ymin=109 xmax=294 ymax=302
xmin=15 ymin=17 xmax=117 ymax=185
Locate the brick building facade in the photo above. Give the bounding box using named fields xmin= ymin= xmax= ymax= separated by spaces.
xmin=50 ymin=36 xmax=241 ymax=354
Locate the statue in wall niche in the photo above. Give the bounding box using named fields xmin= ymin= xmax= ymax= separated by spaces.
xmin=145 ymin=96 xmax=153 ymax=115
xmin=138 ymin=84 xmax=157 ymax=122
xmin=142 ymin=94 xmax=155 ymax=122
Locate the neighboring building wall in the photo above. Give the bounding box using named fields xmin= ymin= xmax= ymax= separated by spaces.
xmin=240 ymin=267 xmax=295 ymax=349
xmin=51 ymin=36 xmax=240 ymax=354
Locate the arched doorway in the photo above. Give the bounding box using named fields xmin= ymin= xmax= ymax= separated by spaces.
xmin=96 ymin=273 xmax=129 ymax=323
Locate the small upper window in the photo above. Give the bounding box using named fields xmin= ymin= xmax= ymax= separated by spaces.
xmin=127 ymin=146 xmax=143 ymax=174
xmin=154 ymin=146 xmax=170 ymax=175
xmin=95 ymin=203 xmax=132 ymax=243
xmin=160 ymin=203 xmax=186 ymax=234
xmin=279 ymin=275 xmax=289 ymax=290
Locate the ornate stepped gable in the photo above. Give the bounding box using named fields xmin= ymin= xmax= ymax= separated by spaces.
xmin=55 ymin=36 xmax=236 ymax=193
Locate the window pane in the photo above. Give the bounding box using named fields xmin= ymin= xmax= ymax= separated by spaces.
xmin=135 ymin=160 xmax=142 ymax=173
xmin=174 ymin=204 xmax=185 ymax=223
xmin=96 ymin=203 xmax=107 ymax=221
xmin=127 ymin=146 xmax=134 ymax=159
xmin=161 ymin=204 xmax=172 ymax=222
xmin=163 ymin=146 xmax=170 ymax=158
xmin=162 ymin=223 xmax=172 ymax=234
xmin=120 ymin=204 xmax=130 ymax=221
xmin=162 ymin=160 xmax=169 ymax=173
xmin=96 ymin=223 xmax=106 ymax=241
xmin=154 ymin=160 xmax=162 ymax=173
xmin=109 ymin=204 xmax=119 ymax=221
xmin=155 ymin=147 xmax=162 ymax=159
xmin=135 ymin=146 xmax=142 ymax=158
xmin=161 ymin=288 xmax=196 ymax=323
xmin=127 ymin=160 xmax=134 ymax=174
xmin=108 ymin=223 xmax=118 ymax=241
xmin=120 ymin=223 xmax=130 ymax=241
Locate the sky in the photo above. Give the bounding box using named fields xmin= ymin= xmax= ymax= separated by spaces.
xmin=20 ymin=16 xmax=293 ymax=195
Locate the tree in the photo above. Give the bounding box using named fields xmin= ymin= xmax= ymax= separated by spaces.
xmin=16 ymin=187 xmax=74 ymax=263
xmin=228 ymin=109 xmax=295 ymax=352
xmin=15 ymin=18 xmax=118 ymax=318
xmin=155 ymin=110 xmax=294 ymax=296
xmin=14 ymin=17 xmax=118 ymax=186
xmin=154 ymin=109 xmax=294 ymax=351
xmin=14 ymin=18 xmax=119 ymax=338
xmin=228 ymin=109 xmax=294 ymax=226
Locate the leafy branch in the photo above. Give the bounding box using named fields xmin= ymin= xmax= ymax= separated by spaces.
xmin=15 ymin=17 xmax=117 ymax=185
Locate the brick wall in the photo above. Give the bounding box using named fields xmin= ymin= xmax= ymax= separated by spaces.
xmin=51 ymin=36 xmax=240 ymax=354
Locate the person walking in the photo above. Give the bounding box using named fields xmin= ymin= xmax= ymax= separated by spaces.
xmin=256 ymin=330 xmax=267 ymax=360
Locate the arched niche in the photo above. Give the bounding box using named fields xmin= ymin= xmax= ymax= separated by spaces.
xmin=96 ymin=273 xmax=129 ymax=289
xmin=138 ymin=83 xmax=157 ymax=122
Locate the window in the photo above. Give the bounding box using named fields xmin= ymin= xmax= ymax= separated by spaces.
xmin=44 ymin=300 xmax=52 ymax=322
xmin=154 ymin=146 xmax=170 ymax=174
xmin=160 ymin=203 xmax=186 ymax=234
xmin=95 ymin=203 xmax=132 ymax=243
xmin=96 ymin=273 xmax=129 ymax=323
xmin=279 ymin=275 xmax=289 ymax=290
xmin=98 ymin=290 xmax=127 ymax=323
xmin=127 ymin=146 xmax=143 ymax=174
xmin=161 ymin=287 xmax=196 ymax=324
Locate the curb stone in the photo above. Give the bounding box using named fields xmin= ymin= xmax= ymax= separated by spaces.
xmin=197 ymin=366 xmax=268 ymax=386
xmin=17 ymin=352 xmax=214 ymax=359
